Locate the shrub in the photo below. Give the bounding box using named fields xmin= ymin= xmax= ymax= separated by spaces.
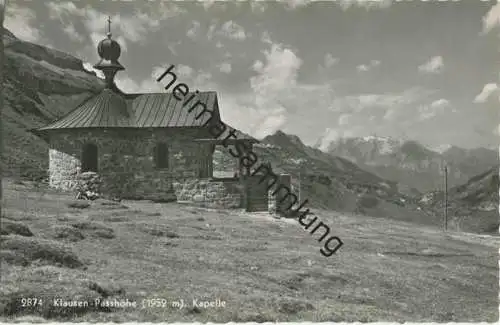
xmin=1 ymin=235 xmax=84 ymax=268
xmin=92 ymin=228 xmax=115 ymax=239
xmin=71 ymin=221 xmax=115 ymax=239
xmin=50 ymin=225 xmax=85 ymax=242
xmin=66 ymin=200 xmax=91 ymax=209
xmin=0 ymin=249 xmax=30 ymax=266
xmin=135 ymin=222 xmax=177 ymax=238
xmin=0 ymin=220 xmax=34 ymax=237
xmin=278 ymin=298 xmax=315 ymax=314
xmin=357 ymin=194 xmax=379 ymax=209
xmin=76 ymin=171 xmax=102 ymax=194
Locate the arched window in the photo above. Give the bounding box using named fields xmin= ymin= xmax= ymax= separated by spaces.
xmin=82 ymin=143 xmax=98 ymax=172
xmin=154 ymin=142 xmax=169 ymax=169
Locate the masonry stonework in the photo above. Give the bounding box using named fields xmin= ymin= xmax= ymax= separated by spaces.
xmin=47 ymin=128 xmax=215 ymax=201
xmin=173 ymin=178 xmax=242 ymax=209
xmin=268 ymin=174 xmax=293 ymax=214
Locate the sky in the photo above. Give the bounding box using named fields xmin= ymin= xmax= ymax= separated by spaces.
xmin=4 ymin=0 xmax=500 ymax=150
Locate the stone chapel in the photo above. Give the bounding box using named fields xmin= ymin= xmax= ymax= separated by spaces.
xmin=34 ymin=24 xmax=259 ymax=203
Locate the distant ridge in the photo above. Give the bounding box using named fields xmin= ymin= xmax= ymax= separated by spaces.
xmin=318 ymin=135 xmax=498 ymax=192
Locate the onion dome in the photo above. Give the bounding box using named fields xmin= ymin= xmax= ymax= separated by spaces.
xmin=97 ymin=32 xmax=122 ymax=61
xmin=93 ymin=17 xmax=125 ymax=88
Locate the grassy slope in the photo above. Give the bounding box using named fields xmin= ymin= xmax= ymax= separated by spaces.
xmin=1 ymin=179 xmax=498 ymax=322
xmin=2 ymin=28 xmax=103 ymax=179
xmin=422 ymin=167 xmax=499 ymax=234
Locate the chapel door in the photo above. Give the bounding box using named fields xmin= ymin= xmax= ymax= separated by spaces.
xmin=82 ymin=143 xmax=98 ymax=172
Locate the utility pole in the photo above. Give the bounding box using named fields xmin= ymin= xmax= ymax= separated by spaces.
xmin=298 ymin=171 xmax=301 ymax=204
xmin=443 ymin=165 xmax=448 ymax=231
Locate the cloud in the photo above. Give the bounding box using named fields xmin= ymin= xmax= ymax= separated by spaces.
xmin=482 ymin=3 xmax=500 ymax=34
xmin=338 ymin=88 xmax=433 ymax=115
xmin=418 ymin=56 xmax=444 ymax=74
xmin=62 ymin=24 xmax=85 ymax=42
xmin=114 ymin=75 xmax=161 ymax=93
xmin=83 ymin=63 xmax=163 ymax=93
xmin=217 ymin=62 xmax=232 ymax=74
xmin=4 ymin=3 xmax=41 ymax=42
xmin=116 ymin=65 xmax=184 ymax=93
xmin=251 ymin=1 xmax=268 ymax=13
xmin=261 ymin=31 xmax=272 ymax=44
xmin=175 ymin=64 xmax=195 ymax=78
xmin=250 ymin=43 xmax=302 ymax=97
xmin=315 ymin=127 xmax=362 ymax=151
xmin=418 ymin=98 xmax=453 ymax=121
xmin=281 ymin=0 xmax=393 ymax=10
xmin=356 ymin=64 xmax=369 ymax=72
xmin=236 ymin=41 xmax=342 ymax=139
xmin=187 ymin=21 xmax=201 ymax=40
xmin=310 ymin=88 xmax=436 ymax=141
xmin=324 ymin=54 xmax=339 ymax=68
xmin=205 ymin=20 xmax=247 ymax=41
xmin=154 ymin=63 xmax=215 ymax=91
xmin=338 ymin=114 xmax=350 ymax=126
xmin=207 ymin=23 xmax=217 ymax=40
xmin=339 ymin=0 xmax=393 ymax=10
xmin=154 ymin=2 xmax=187 ymax=20
xmin=202 ymin=0 xmax=217 ymax=10
xmin=281 ymin=0 xmax=312 ymax=10
xmin=474 ymin=83 xmax=499 ymax=103
xmin=316 ymin=128 xmax=340 ymax=151
xmin=46 ymin=1 xmax=173 ymax=46
xmin=323 ymin=87 xmax=437 ymax=125
xmin=252 ymin=60 xmax=264 ymax=72
xmin=219 ymin=20 xmax=246 ymax=41
xmin=356 ymin=59 xmax=380 ymax=72
xmin=83 ymin=62 xmax=105 ymax=79
xmin=430 ymin=98 xmax=451 ymax=108
xmin=245 ymin=42 xmax=303 ymax=137
xmin=494 ymin=124 xmax=500 ymax=137
xmin=168 ymin=41 xmax=181 ymax=56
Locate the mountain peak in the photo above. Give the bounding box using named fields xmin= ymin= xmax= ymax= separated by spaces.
xmin=3 ymin=27 xmax=18 ymax=46
xmin=263 ymin=130 xmax=305 ymax=148
xmin=361 ymin=135 xmax=393 ymax=142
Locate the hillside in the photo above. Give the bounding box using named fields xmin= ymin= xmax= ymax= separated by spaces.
xmin=0 ymin=179 xmax=498 ymax=322
xmin=320 ymin=136 xmax=498 ymax=192
xmin=420 ymin=167 xmax=499 ymax=234
xmin=2 ymin=27 xmax=104 ymax=179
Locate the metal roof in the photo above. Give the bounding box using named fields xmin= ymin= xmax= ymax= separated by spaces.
xmin=38 ymin=89 xmax=220 ymax=130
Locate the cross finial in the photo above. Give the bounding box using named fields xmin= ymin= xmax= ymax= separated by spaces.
xmin=106 ymin=16 xmax=112 ymax=38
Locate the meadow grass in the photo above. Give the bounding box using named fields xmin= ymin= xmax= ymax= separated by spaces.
xmin=0 ymin=179 xmax=498 ymax=322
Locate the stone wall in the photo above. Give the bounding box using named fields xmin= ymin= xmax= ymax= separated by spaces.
xmin=243 ymin=175 xmax=270 ymax=212
xmin=49 ymin=148 xmax=81 ymax=191
xmin=268 ymin=174 xmax=293 ymax=214
xmin=47 ymin=128 xmax=214 ymax=201
xmin=173 ymin=178 xmax=242 ymax=209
